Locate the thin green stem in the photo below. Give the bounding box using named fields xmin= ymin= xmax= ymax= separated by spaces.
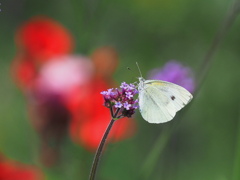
xmin=140 ymin=127 xmax=171 ymax=179
xmin=196 ymin=0 xmax=240 ymax=92
xmin=140 ymin=0 xmax=240 ymax=179
xmin=232 ymin=101 xmax=240 ymax=180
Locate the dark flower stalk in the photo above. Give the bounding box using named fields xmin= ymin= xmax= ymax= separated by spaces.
xmin=89 ymin=82 xmax=138 ymax=180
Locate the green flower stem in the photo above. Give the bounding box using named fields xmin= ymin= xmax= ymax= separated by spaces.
xmin=140 ymin=127 xmax=171 ymax=179
xmin=232 ymin=104 xmax=240 ymax=180
xmin=196 ymin=0 xmax=240 ymax=91
xmin=140 ymin=0 xmax=240 ymax=179
xmin=89 ymin=118 xmax=115 ymax=180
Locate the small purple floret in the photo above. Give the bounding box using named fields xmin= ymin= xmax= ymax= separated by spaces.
xmin=125 ymin=92 xmax=133 ymax=99
xmin=123 ymin=102 xmax=131 ymax=110
xmin=107 ymin=88 xmax=113 ymax=94
xmin=100 ymin=91 xmax=108 ymax=95
xmin=120 ymin=82 xmax=128 ymax=89
xmin=115 ymin=101 xmax=123 ymax=108
xmin=128 ymin=84 xmax=136 ymax=90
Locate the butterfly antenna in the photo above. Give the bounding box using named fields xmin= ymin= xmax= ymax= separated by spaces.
xmin=136 ymin=62 xmax=143 ymax=78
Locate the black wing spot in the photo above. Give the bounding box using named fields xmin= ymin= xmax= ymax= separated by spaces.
xmin=171 ymin=96 xmax=175 ymax=100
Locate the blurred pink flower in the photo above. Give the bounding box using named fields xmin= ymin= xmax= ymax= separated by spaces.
xmin=12 ymin=16 xmax=75 ymax=91
xmin=26 ymin=55 xmax=93 ymax=166
xmin=147 ymin=60 xmax=195 ymax=93
xmin=35 ymin=55 xmax=93 ymax=96
xmin=12 ymin=43 xmax=136 ymax=154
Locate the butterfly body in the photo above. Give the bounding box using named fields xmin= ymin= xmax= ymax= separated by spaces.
xmin=138 ymin=77 xmax=193 ymax=123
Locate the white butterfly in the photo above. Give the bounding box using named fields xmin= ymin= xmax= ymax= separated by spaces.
xmin=138 ymin=77 xmax=193 ymax=123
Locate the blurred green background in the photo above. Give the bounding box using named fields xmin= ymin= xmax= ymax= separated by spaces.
xmin=1 ymin=0 xmax=240 ymax=179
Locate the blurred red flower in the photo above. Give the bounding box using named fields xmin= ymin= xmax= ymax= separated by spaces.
xmin=12 ymin=18 xmax=136 ymax=155
xmin=27 ymin=55 xmax=92 ymax=166
xmin=12 ymin=16 xmax=74 ymax=91
xmin=69 ymin=76 xmax=136 ymax=150
xmin=68 ymin=47 xmax=136 ymax=151
xmin=15 ymin=16 xmax=74 ymax=62
xmin=31 ymin=51 xmax=136 ymax=151
xmin=11 ymin=55 xmax=38 ymax=90
xmin=0 ymin=155 xmax=44 ymax=180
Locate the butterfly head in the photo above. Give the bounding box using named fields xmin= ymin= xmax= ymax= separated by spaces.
xmin=138 ymin=77 xmax=145 ymax=91
xmin=138 ymin=77 xmax=145 ymax=82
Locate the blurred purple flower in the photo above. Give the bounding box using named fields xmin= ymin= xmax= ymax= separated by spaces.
xmin=148 ymin=60 xmax=195 ymax=93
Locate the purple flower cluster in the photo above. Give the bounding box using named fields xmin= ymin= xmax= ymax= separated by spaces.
xmin=100 ymin=82 xmax=138 ymax=119
xmin=148 ymin=60 xmax=195 ymax=93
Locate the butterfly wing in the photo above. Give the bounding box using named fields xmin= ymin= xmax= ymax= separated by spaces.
xmin=139 ymin=80 xmax=193 ymax=123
